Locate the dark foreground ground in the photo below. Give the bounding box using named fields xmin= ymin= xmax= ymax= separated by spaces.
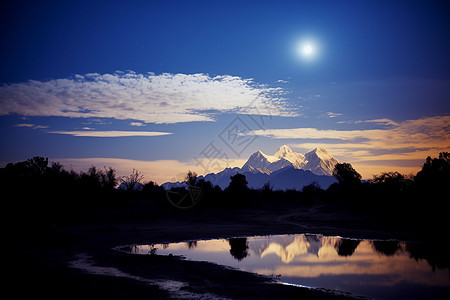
xmin=7 ymin=198 xmax=441 ymax=299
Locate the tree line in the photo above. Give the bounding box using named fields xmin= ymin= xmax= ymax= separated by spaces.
xmin=1 ymin=152 xmax=448 ymax=229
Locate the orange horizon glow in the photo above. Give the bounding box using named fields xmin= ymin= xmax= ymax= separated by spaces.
xmin=49 ymin=154 xmax=433 ymax=185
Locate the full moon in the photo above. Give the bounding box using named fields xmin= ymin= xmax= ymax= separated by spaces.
xmin=296 ymin=40 xmax=318 ymax=59
xmin=303 ymin=45 xmax=313 ymax=55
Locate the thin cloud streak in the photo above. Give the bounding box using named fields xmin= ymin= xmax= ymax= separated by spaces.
xmin=49 ymin=131 xmax=173 ymax=137
xmin=0 ymin=71 xmax=294 ymax=124
xmin=15 ymin=123 xmax=49 ymax=129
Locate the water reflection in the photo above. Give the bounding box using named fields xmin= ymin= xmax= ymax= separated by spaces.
xmin=228 ymin=238 xmax=249 ymax=261
xmin=116 ymin=234 xmax=450 ymax=299
xmin=334 ymin=238 xmax=360 ymax=256
xmin=372 ymin=240 xmax=401 ymax=256
xmin=186 ymin=241 xmax=197 ymax=249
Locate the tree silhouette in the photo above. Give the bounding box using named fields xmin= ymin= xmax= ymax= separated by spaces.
xmin=410 ymin=152 xmax=450 ymax=228
xmin=415 ymin=152 xmax=450 ymax=191
xmin=79 ymin=166 xmax=102 ymax=192
xmin=225 ymin=173 xmax=249 ymax=193
xmin=371 ymin=172 xmax=412 ymax=194
xmin=26 ymin=156 xmax=49 ymax=176
xmin=99 ymin=167 xmax=118 ymax=190
xmin=120 ymin=169 xmax=144 ymax=191
xmin=185 ymin=170 xmax=198 ymax=186
xmin=333 ymin=163 xmax=362 ymax=186
xmin=142 ymin=180 xmax=164 ymax=196
xmin=301 ymin=182 xmax=323 ymax=204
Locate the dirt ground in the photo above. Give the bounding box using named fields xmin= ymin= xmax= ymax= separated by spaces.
xmin=8 ymin=201 xmax=424 ymax=299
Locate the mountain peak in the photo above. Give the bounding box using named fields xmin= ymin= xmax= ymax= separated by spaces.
xmin=304 ymin=147 xmax=338 ymax=176
xmin=275 ymin=145 xmax=293 ymax=158
xmin=242 ymin=149 xmax=279 ymax=173
xmin=315 ymin=147 xmax=329 ymax=154
xmin=306 ymin=147 xmax=332 ymax=160
xmin=307 ymin=147 xmax=328 ymax=153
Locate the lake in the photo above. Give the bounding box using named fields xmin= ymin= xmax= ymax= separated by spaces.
xmin=115 ymin=234 xmax=450 ymax=299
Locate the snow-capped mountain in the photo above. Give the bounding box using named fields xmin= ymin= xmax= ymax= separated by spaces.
xmin=163 ymin=145 xmax=338 ymax=191
xmin=242 ymin=145 xmax=338 ymax=176
xmin=241 ymin=151 xmax=291 ymax=174
xmin=303 ymin=147 xmax=339 ymax=176
xmin=274 ymin=145 xmax=306 ymax=169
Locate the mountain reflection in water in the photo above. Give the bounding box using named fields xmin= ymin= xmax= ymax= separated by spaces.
xmin=117 ymin=234 xmax=450 ymax=299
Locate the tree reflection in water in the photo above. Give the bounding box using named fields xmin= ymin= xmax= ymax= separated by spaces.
xmin=372 ymin=240 xmax=402 ymax=256
xmin=228 ymin=238 xmax=249 ymax=261
xmin=334 ymin=238 xmax=360 ymax=256
xmin=186 ymin=241 xmax=197 ymax=249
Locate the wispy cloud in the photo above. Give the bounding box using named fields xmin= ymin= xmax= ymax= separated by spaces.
xmin=357 ymin=118 xmax=399 ymax=126
xmin=319 ymin=112 xmax=343 ymax=119
xmin=276 ymin=79 xmax=289 ymax=84
xmin=337 ymin=118 xmax=399 ymax=126
xmin=129 ymin=122 xmax=145 ymax=127
xmin=253 ymin=115 xmax=450 ymax=177
xmin=15 ymin=123 xmax=35 ymax=128
xmin=0 ymin=71 xmax=294 ymax=124
xmin=15 ymin=123 xmax=49 ymax=129
xmin=49 ymin=131 xmax=172 ymax=137
xmin=326 ymin=112 xmax=342 ymax=118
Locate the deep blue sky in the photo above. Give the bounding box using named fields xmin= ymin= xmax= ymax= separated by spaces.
xmin=1 ymin=0 xmax=449 ymax=181
xmin=2 ymin=0 xmax=449 ymax=83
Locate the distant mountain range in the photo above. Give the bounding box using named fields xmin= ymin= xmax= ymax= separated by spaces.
xmin=241 ymin=145 xmax=338 ymax=176
xmin=163 ymin=145 xmax=338 ymax=191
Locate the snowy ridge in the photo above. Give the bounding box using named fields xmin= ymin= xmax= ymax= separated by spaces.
xmin=242 ymin=145 xmax=338 ymax=176
xmin=303 ymin=147 xmax=339 ymax=176
xmin=163 ymin=145 xmax=339 ymax=191
xmin=274 ymin=145 xmax=306 ymax=169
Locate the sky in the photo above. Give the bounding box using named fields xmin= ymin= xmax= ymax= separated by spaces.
xmin=1 ymin=0 xmax=449 ymax=182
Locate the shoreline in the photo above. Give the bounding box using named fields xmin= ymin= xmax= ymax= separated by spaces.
xmin=9 ymin=202 xmax=445 ymax=299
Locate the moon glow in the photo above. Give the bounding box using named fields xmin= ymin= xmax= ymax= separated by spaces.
xmin=303 ymin=45 xmax=312 ymax=55
xmin=297 ymin=41 xmax=317 ymax=59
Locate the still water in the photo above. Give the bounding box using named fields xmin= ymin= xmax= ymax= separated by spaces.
xmin=116 ymin=234 xmax=450 ymax=299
